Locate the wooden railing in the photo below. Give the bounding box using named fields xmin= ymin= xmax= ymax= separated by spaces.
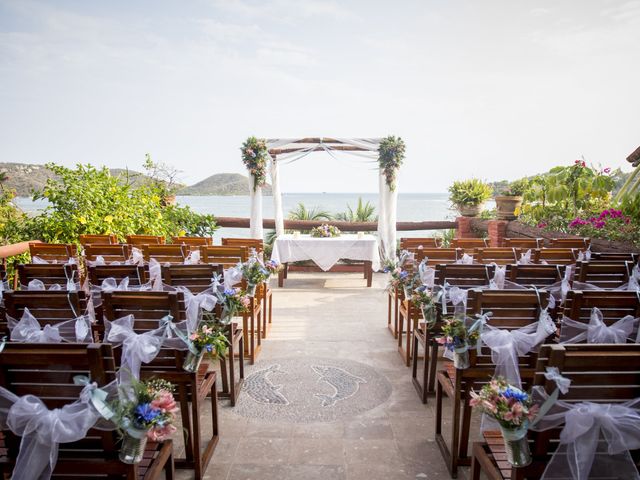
xmin=215 ymin=217 xmax=457 ymax=232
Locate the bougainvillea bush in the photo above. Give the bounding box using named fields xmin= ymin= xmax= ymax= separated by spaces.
xmin=567 ymin=209 xmax=640 ymax=245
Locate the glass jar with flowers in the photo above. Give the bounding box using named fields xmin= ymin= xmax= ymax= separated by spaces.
xmin=113 ymin=379 xmax=178 ymax=464
xmin=437 ymin=316 xmax=480 ymax=369
xmin=470 ymin=377 xmax=539 ymax=467
xmin=240 ymin=257 xmax=270 ymax=297
xmin=214 ymin=286 xmax=250 ymax=324
xmin=264 ymin=259 xmax=283 ymax=277
xmin=183 ymin=322 xmax=230 ymax=373
xmin=411 ymin=286 xmax=441 ymax=327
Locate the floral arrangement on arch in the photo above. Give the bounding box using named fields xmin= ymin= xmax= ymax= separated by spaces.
xmin=310 ymin=224 xmax=341 ymax=238
xmin=241 ymin=136 xmax=269 ymax=191
xmin=378 ymin=135 xmax=406 ymax=191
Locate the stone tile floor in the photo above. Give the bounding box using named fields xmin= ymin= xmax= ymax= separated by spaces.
xmin=173 ymin=272 xmax=476 ymax=480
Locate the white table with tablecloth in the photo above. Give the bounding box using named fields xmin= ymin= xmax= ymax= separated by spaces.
xmin=270 ymin=234 xmax=381 ymax=287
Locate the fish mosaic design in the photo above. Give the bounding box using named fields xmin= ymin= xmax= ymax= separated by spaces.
xmin=311 ymin=365 xmax=367 ymax=407
xmin=244 ymin=364 xmax=289 ymax=405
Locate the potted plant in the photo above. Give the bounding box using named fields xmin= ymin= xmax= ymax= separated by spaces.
xmin=448 ymin=179 xmax=493 ymax=217
xmin=495 ymin=179 xmax=527 ymax=220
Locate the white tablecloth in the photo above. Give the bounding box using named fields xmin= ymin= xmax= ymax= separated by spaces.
xmin=271 ymin=234 xmax=381 ymax=272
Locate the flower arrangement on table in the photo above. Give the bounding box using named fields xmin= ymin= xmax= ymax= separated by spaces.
xmin=114 ymin=378 xmax=178 ymax=464
xmin=310 ymin=224 xmax=341 ymax=238
xmin=470 ymin=377 xmax=539 ymax=467
xmin=241 ymin=136 xmax=269 ymax=191
xmin=437 ymin=316 xmax=480 ymax=369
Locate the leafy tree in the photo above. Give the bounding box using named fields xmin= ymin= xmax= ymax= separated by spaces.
xmin=287 ymin=203 xmax=332 ymax=221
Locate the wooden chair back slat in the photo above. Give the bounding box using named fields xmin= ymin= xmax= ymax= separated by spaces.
xmin=172 ymin=236 xmax=213 ymax=247
xmin=200 ymin=245 xmax=249 ymax=268
xmin=126 ymin=234 xmax=165 ymax=245
xmin=562 ymin=290 xmax=640 ymax=324
xmin=504 ymin=238 xmax=543 ymax=248
xmin=400 ymin=237 xmax=442 ymax=249
xmin=2 ymin=290 xmax=89 ymax=335
xmin=466 ymin=289 xmax=549 ymax=330
xmin=418 ymin=248 xmax=462 ymax=266
xmin=534 ymin=248 xmax=578 ymax=265
xmin=475 ymin=248 xmax=521 ymax=265
xmin=87 ymin=264 xmax=148 ymax=287
xmin=548 ymin=237 xmax=590 ymax=249
xmin=79 ymin=234 xmax=118 ymax=245
xmin=17 ymin=263 xmax=79 ymax=289
xmin=450 ymin=238 xmax=488 ymax=249
xmin=83 ymin=244 xmax=130 ymax=263
xmin=505 ymin=264 xmax=564 ymax=288
xmin=142 ymin=244 xmax=187 ymax=264
xmin=221 ymin=237 xmax=264 ymax=254
xmin=591 ymin=251 xmax=639 ymax=263
xmin=574 ymin=261 xmax=632 ymax=289
xmin=28 ymin=243 xmax=78 ymax=263
xmin=434 ymin=264 xmax=493 ymax=287
xmin=161 ymin=264 xmax=223 ymax=293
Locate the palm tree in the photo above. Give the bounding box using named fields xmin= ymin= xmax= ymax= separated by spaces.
xmin=334 ymin=197 xmax=377 ymax=222
xmin=287 ymin=203 xmax=333 ymax=221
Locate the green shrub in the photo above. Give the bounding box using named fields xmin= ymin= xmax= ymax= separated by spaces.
xmin=448 ymin=179 xmax=493 ymax=207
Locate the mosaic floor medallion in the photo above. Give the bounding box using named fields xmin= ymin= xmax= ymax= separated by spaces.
xmin=235 ymin=357 xmax=393 ymax=423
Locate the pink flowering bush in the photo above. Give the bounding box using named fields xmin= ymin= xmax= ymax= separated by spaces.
xmin=568 ymin=208 xmax=639 ymax=245
xmin=470 ymin=377 xmax=539 ymax=429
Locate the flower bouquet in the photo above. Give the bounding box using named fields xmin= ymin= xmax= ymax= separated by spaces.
xmin=310 ymin=224 xmax=341 ymax=238
xmin=264 ymin=259 xmax=283 ymax=276
xmin=183 ymin=322 xmax=230 ymax=372
xmin=383 ymin=251 xmax=417 ymax=298
xmin=240 ymin=257 xmax=270 ymax=297
xmin=411 ymin=285 xmax=440 ymax=327
xmin=470 ymin=378 xmax=539 ymax=467
xmin=114 ymin=379 xmax=178 ymax=464
xmin=437 ymin=316 xmax=480 ymax=369
xmin=215 ymin=287 xmax=250 ymax=324
xmin=241 ymin=136 xmax=268 ymax=190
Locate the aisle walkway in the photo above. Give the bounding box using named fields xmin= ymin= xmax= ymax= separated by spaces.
xmin=177 ymin=272 xmax=469 ymax=480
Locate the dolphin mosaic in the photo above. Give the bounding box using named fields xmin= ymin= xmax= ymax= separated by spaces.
xmin=244 ymin=364 xmax=289 ymax=405
xmin=311 ymin=365 xmax=367 ymax=407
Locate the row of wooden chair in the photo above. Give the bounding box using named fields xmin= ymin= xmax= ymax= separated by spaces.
xmin=400 ymin=236 xmax=592 ymax=250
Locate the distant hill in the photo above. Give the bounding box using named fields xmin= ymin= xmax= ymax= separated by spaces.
xmin=179 ymin=173 xmax=272 ymax=196
xmin=0 ymin=163 xmax=266 ymax=197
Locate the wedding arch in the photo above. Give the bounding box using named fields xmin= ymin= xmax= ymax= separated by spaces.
xmin=241 ymin=136 xmax=405 ymax=261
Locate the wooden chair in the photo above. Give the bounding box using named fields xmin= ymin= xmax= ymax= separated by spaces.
xmin=451 ymin=238 xmax=488 ymax=249
xmin=503 ymin=238 xmax=542 ymax=249
xmin=101 ymin=291 xmax=218 ymax=480
xmin=412 ymin=264 xmax=495 ymax=402
xmin=470 ymin=343 xmax=640 ymax=480
xmin=475 ymin=248 xmax=521 ymax=265
xmin=87 ymin=264 xmax=148 ymax=287
xmin=2 ymin=290 xmax=90 ymax=336
xmin=573 ymin=260 xmax=632 ymax=289
xmin=504 ymin=264 xmax=563 ymax=289
xmin=548 ymin=237 xmax=590 ymax=249
xmin=79 ymin=233 xmax=118 ymax=245
xmin=199 ymin=246 xmax=248 ymax=268
xmin=126 ymin=234 xmax=166 ymax=245
xmin=0 ymin=343 xmax=174 ymax=479
xmin=591 ymin=251 xmax=639 ymax=263
xmin=388 ymin=249 xmax=426 ymax=341
xmin=435 ymin=289 xmax=550 ymax=477
xmin=400 ymin=237 xmax=443 ymax=249
xmin=221 ymin=238 xmax=273 ymax=338
xmin=419 ymin=248 xmax=462 ymax=266
xmin=84 ymin=244 xmax=130 ymax=263
xmin=17 ymin=263 xmax=80 ymax=289
xmin=172 ymin=236 xmax=213 ymax=247
xmin=534 ymin=248 xmax=578 ymax=265
xmin=29 ymin=242 xmax=78 ymax=263
xmin=161 ymin=264 xmax=244 ymax=405
xmin=562 ymin=289 xmax=640 ymax=323
xmin=143 ymin=244 xmax=188 ymax=264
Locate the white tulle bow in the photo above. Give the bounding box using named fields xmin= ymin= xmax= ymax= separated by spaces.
xmin=8 ymin=308 xmax=92 ymax=343
xmin=223 ymin=266 xmax=244 ymax=290
xmin=559 ymin=307 xmax=639 ymax=344
xmin=176 ymin=286 xmax=218 ymax=333
xmin=104 ymin=315 xmax=165 ymax=383
xmin=531 ymin=388 xmax=640 ymax=480
xmin=517 ymin=249 xmax=533 ymax=265
xmin=184 ymin=250 xmax=201 ymax=265
xmin=418 ymin=259 xmax=435 ymax=289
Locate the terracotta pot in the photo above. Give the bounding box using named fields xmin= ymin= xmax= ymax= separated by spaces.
xmin=161 ymin=195 xmax=177 ymax=206
xmin=495 ymin=196 xmax=523 ymax=220
xmin=457 ymin=204 xmax=483 ymax=217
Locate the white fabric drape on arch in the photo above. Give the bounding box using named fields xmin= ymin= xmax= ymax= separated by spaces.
xmin=248 ymin=138 xmax=398 ymax=264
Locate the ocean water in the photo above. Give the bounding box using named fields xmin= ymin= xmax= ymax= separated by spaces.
xmin=14 ymin=193 xmax=493 ymax=239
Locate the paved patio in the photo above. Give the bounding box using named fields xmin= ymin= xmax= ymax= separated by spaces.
xmin=175 ymin=272 xmax=474 ymax=480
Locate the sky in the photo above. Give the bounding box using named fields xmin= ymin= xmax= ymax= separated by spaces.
xmin=0 ymin=0 xmax=639 ymax=193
